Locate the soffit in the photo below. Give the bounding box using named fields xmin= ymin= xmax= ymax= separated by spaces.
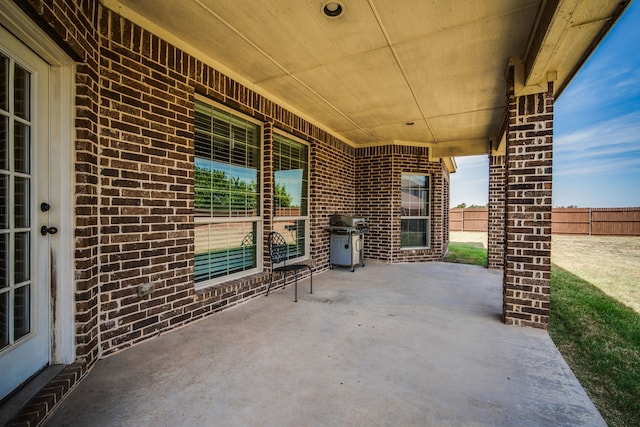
xmin=103 ymin=0 xmax=630 ymax=155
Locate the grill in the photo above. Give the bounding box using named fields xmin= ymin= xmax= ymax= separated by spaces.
xmin=327 ymin=214 xmax=367 ymax=272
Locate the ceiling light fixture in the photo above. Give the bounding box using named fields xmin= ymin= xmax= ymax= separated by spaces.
xmin=322 ymin=1 xmax=344 ymax=18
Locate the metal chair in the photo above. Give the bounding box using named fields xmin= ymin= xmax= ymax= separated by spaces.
xmin=266 ymin=231 xmax=313 ymax=302
xmin=240 ymin=232 xmax=254 ymax=248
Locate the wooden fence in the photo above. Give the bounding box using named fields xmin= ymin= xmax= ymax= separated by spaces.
xmin=450 ymin=207 xmax=640 ymax=236
xmin=450 ymin=208 xmax=488 ymax=232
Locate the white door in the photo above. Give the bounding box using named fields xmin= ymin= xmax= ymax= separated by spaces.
xmin=0 ymin=25 xmax=51 ymax=401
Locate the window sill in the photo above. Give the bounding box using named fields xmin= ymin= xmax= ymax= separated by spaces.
xmin=194 ymin=267 xmax=264 ymax=293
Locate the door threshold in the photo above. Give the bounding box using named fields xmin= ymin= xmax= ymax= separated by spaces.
xmin=0 ymin=364 xmax=66 ymax=426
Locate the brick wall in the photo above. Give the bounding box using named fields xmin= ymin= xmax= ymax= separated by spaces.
xmin=95 ymin=7 xmax=364 ymax=356
xmin=488 ymin=155 xmax=506 ymax=269
xmin=16 ymin=0 xmax=362 ymax=359
xmin=443 ymin=167 xmax=450 ymax=250
xmin=97 ymin=5 xmax=198 ymax=353
xmin=393 ymin=146 xmax=447 ymax=262
xmin=16 ymin=0 xmax=448 ymax=366
xmin=13 ymin=0 xmax=105 ymax=367
xmin=355 ymin=146 xmax=394 ymax=260
xmin=311 ymin=134 xmax=356 ymax=267
xmin=9 ymin=1 xmax=451 ymax=423
xmin=503 ymin=67 xmax=553 ymax=329
xmin=356 ymin=145 xmax=448 ymax=262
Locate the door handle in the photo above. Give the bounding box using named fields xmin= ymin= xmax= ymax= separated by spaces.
xmin=41 ymin=226 xmax=58 ymax=236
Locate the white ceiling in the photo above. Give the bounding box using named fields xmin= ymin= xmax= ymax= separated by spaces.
xmin=104 ymin=0 xmax=629 ymax=155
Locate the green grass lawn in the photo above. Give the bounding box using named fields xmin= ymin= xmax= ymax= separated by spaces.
xmin=443 ymin=242 xmax=487 ymax=266
xmin=549 ymin=265 xmax=640 ymax=427
xmin=444 ymin=240 xmax=640 ymax=426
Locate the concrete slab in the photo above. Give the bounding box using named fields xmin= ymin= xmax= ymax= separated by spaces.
xmin=44 ymin=262 xmax=604 ymax=427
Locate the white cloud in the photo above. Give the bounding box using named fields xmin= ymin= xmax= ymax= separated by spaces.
xmin=554 ymin=111 xmax=640 ymax=177
xmin=557 ymin=64 xmax=640 ymax=119
xmin=554 ymin=156 xmax=640 ymax=177
xmin=450 ymin=155 xmax=489 ymax=207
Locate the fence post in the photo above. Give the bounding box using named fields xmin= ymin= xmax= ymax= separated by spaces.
xmin=461 ymin=208 xmax=464 ymax=232
xmin=589 ymin=208 xmax=592 ymax=236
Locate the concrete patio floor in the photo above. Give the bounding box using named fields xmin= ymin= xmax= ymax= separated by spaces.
xmin=44 ymin=262 xmax=604 ymax=427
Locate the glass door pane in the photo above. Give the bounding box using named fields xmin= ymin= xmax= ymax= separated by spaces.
xmin=0 ymin=53 xmax=7 ymax=112
xmin=0 ymin=55 xmax=32 ymax=351
xmin=13 ymin=284 xmax=30 ymax=340
xmin=0 ymin=292 xmax=7 ymax=347
xmin=0 ymin=116 xmax=7 ymax=171
xmin=13 ymin=64 xmax=29 ymax=120
xmin=0 ymin=25 xmax=53 ymax=403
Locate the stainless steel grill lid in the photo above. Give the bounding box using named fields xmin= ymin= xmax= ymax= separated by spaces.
xmin=329 ymin=214 xmax=365 ymax=227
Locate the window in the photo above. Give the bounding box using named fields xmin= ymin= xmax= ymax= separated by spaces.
xmin=194 ymin=100 xmax=261 ymax=286
xmin=272 ymin=133 xmax=309 ymax=263
xmin=401 ymin=174 xmax=430 ymax=248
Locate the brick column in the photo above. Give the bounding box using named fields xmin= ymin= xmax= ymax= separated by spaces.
xmin=488 ymin=155 xmax=505 ymax=269
xmin=503 ymin=67 xmax=553 ymax=329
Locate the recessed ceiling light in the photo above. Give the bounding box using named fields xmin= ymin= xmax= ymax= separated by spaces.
xmin=322 ymin=2 xmax=344 ymax=18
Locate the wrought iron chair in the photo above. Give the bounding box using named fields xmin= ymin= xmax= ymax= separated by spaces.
xmin=266 ymin=231 xmax=313 ymax=302
xmin=240 ymin=232 xmax=254 ymax=248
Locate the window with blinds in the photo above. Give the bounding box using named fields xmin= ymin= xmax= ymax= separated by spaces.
xmin=272 ymin=133 xmax=309 ymax=263
xmin=401 ymin=174 xmax=431 ymax=248
xmin=194 ymin=100 xmax=262 ymax=286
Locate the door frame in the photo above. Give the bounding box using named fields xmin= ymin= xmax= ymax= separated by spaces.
xmin=1 ymin=2 xmax=75 ymax=365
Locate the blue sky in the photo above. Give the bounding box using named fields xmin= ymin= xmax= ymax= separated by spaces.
xmin=450 ymin=2 xmax=640 ymax=208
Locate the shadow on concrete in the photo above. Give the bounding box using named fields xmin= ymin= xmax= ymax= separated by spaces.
xmin=44 ymin=262 xmax=604 ymax=427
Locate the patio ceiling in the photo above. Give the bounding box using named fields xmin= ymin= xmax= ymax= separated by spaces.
xmin=103 ymin=0 xmax=629 ymax=159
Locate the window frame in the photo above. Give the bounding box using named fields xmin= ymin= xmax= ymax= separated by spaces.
xmin=193 ymin=97 xmax=263 ymax=289
xmin=400 ymin=173 xmax=431 ymax=249
xmin=272 ymin=130 xmax=310 ymax=267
